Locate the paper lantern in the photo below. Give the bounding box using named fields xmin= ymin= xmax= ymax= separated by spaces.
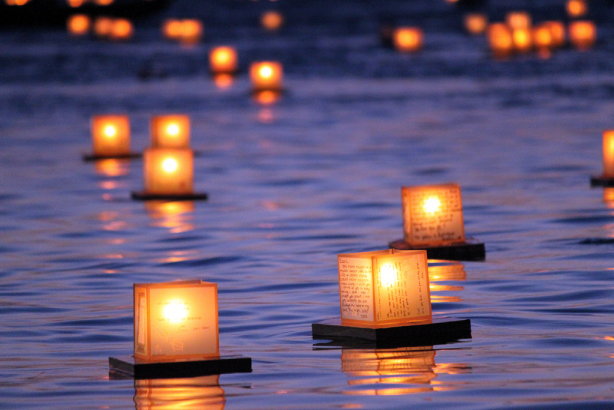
xmin=487 ymin=23 xmax=513 ymax=57
xmin=212 ymin=74 xmax=235 ymax=89
xmin=569 ymin=20 xmax=596 ymax=50
xmin=512 ymin=28 xmax=533 ymax=53
xmin=566 ymin=0 xmax=588 ymax=18
xmin=392 ymin=27 xmax=423 ymax=53
xmin=94 ymin=16 xmax=114 ymax=38
xmin=402 ymin=183 xmax=465 ymax=247
xmin=261 ymin=10 xmax=284 ymax=31
xmin=109 ymin=18 xmax=133 ymax=41
xmin=143 ymin=148 xmax=194 ymax=196
xmin=602 ymin=130 xmax=614 ymax=178
xmin=67 ymin=14 xmax=90 ymax=36
xmin=337 ymin=249 xmax=431 ymax=326
xmin=533 ymin=24 xmax=554 ymax=56
xmin=505 ymin=11 xmax=531 ymax=31
xmin=150 ymin=115 xmax=191 ymax=149
xmin=250 ymin=61 xmax=283 ymax=92
xmin=134 ymin=280 xmax=219 ymax=362
xmin=209 ymin=46 xmax=238 ymax=75
xmin=544 ymin=21 xmax=566 ymax=48
xmin=162 ymin=19 xmax=183 ymax=41
xmin=464 ymin=13 xmax=488 ymax=35
xmin=90 ymin=115 xmax=131 ymax=157
xmin=179 ymin=19 xmax=203 ymax=45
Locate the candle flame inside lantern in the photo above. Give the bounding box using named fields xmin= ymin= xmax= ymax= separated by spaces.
xmin=165 ymin=123 xmax=180 ymax=138
xmin=423 ymin=196 xmax=442 ymax=214
xmin=162 ymin=299 xmax=189 ymax=324
xmin=379 ymin=263 xmax=398 ymax=288
xmin=162 ymin=157 xmax=179 ymax=174
xmin=103 ymin=124 xmax=118 ymax=139
xmin=259 ymin=65 xmax=273 ymax=79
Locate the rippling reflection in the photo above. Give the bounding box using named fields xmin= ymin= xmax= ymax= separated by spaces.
xmin=428 ymin=261 xmax=466 ymax=303
xmin=252 ymin=90 xmax=282 ymax=106
xmin=212 ymin=73 xmax=235 ymax=89
xmin=145 ymin=201 xmax=196 ymax=234
xmin=94 ymin=158 xmax=130 ymax=178
xmin=603 ymin=188 xmax=614 ymax=209
xmin=134 ymin=375 xmax=225 ymax=409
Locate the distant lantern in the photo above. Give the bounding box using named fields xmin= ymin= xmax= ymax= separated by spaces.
xmin=250 ymin=61 xmax=283 ymax=92
xmin=162 ymin=19 xmax=183 ymax=41
xmin=94 ymin=16 xmax=114 ymax=38
xmin=90 ymin=115 xmax=131 ymax=158
xmin=392 ymin=27 xmax=423 ymax=53
xmin=487 ymin=23 xmax=514 ymax=57
xmin=602 ymin=130 xmax=614 ymax=178
xmin=544 ymin=21 xmax=566 ymax=48
xmin=337 ymin=249 xmax=431 ymax=326
xmin=505 ymin=11 xmax=531 ymax=31
xmin=133 ymin=280 xmax=219 ymax=362
xmin=179 ymin=19 xmax=203 ymax=45
xmin=512 ymin=28 xmax=533 ymax=53
xmin=67 ymin=14 xmax=90 ymax=36
xmin=569 ymin=20 xmax=596 ymax=50
xmin=464 ymin=13 xmax=488 ymax=35
xmin=150 ymin=115 xmax=191 ymax=149
xmin=261 ymin=10 xmax=284 ymax=31
xmin=566 ymin=0 xmax=588 ymax=18
xmin=533 ymin=24 xmax=554 ymax=56
xmin=143 ymin=148 xmax=194 ymax=196
xmin=109 ymin=18 xmax=133 ymax=41
xmin=209 ymin=46 xmax=238 ymax=75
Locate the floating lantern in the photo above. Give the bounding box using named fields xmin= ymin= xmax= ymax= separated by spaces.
xmin=487 ymin=23 xmax=514 ymax=58
xmin=544 ymin=21 xmax=566 ymax=48
xmin=392 ymin=27 xmax=423 ymax=53
xmin=512 ymin=28 xmax=533 ymax=53
xmin=94 ymin=16 xmax=114 ymax=38
xmin=463 ymin=13 xmax=488 ymax=35
xmin=568 ymin=20 xmax=596 ymax=50
xmin=533 ymin=24 xmax=554 ymax=56
xmin=162 ymin=19 xmax=183 ymax=41
xmin=179 ymin=19 xmax=203 ymax=45
xmin=592 ymin=130 xmax=614 ymax=186
xmin=132 ymin=148 xmax=207 ymax=200
xmin=505 ymin=11 xmax=531 ymax=31
xmin=261 ymin=10 xmax=284 ymax=31
xmin=109 ymin=18 xmax=133 ymax=41
xmin=84 ymin=115 xmax=138 ymax=161
xmin=209 ymin=46 xmax=238 ymax=75
xmin=67 ymin=14 xmax=90 ymax=36
xmin=566 ymin=0 xmax=588 ymax=18
xmin=150 ymin=115 xmax=191 ymax=149
xmin=389 ymin=183 xmax=485 ymax=261
xmin=250 ymin=61 xmax=283 ymax=92
xmin=109 ymin=280 xmax=251 ymax=379
xmin=312 ymin=249 xmax=471 ymax=345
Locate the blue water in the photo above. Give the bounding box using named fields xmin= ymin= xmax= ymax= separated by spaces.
xmin=1 ymin=0 xmax=613 ymax=408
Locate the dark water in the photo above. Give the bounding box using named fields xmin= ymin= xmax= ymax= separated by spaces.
xmin=1 ymin=0 xmax=613 ymax=408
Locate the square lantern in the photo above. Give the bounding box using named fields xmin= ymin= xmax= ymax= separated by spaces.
xmin=389 ymin=183 xmax=485 ymax=261
xmin=250 ymin=61 xmax=283 ymax=93
xmin=131 ymin=148 xmax=208 ymax=201
xmin=591 ymin=130 xmax=614 ymax=186
xmin=569 ymin=20 xmax=597 ymax=51
xmin=84 ymin=114 xmax=139 ymax=161
xmin=209 ymin=46 xmax=238 ymax=75
xmin=392 ymin=27 xmax=423 ymax=53
xmin=109 ymin=280 xmax=251 ymax=379
xmin=67 ymin=14 xmax=90 ymax=36
xmin=464 ymin=13 xmax=488 ymax=36
xmin=150 ymin=115 xmax=191 ymax=149
xmin=312 ymin=249 xmax=471 ymax=346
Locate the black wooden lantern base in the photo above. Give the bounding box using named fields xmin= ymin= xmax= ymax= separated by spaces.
xmin=109 ymin=355 xmax=252 ymax=379
xmin=83 ymin=152 xmax=141 ymax=161
xmin=131 ymin=191 xmax=208 ymax=201
xmin=312 ymin=318 xmax=471 ymax=347
xmin=590 ymin=174 xmax=614 ymax=187
xmin=388 ymin=238 xmax=485 ymax=261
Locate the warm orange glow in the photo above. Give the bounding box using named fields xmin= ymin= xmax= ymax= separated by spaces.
xmin=252 ymin=90 xmax=282 ymax=105
xmin=261 ymin=10 xmax=284 ymax=31
xmin=487 ymin=23 xmax=514 ymax=58
xmin=145 ymin=201 xmax=195 ymax=234
xmin=91 ymin=115 xmax=131 ymax=157
xmin=135 ymin=376 xmax=225 ymax=409
xmin=337 ymin=249 xmax=431 ymax=326
xmin=464 ymin=13 xmax=488 ymax=35
xmin=567 ymin=0 xmax=588 ymax=17
xmin=506 ymin=11 xmax=531 ymax=31
xmin=250 ymin=61 xmax=283 ymax=92
xmin=604 ymin=188 xmax=614 ymax=208
xmin=569 ymin=20 xmax=597 ymax=50
xmin=67 ymin=0 xmax=85 ymax=6
xmin=94 ymin=159 xmax=128 ymax=177
xmin=162 ymin=19 xmax=183 ymax=40
xmin=402 ymin=183 xmax=466 ymax=247
xmin=603 ymin=130 xmax=614 ymax=177
xmin=109 ymin=18 xmax=133 ymax=41
xmin=95 ymin=0 xmax=114 ymax=5
xmin=67 ymin=14 xmax=90 ymax=36
xmin=512 ymin=28 xmax=533 ymax=53
xmin=533 ymin=24 xmax=554 ymax=54
xmin=150 ymin=115 xmax=191 ymax=149
xmin=143 ymin=148 xmax=194 ymax=195
xmin=5 ymin=0 xmax=31 ymax=5
xmin=134 ymin=281 xmax=219 ymax=362
xmin=212 ymin=73 xmax=235 ymax=89
xmin=544 ymin=21 xmax=566 ymax=48
xmin=179 ymin=19 xmax=203 ymax=45
xmin=209 ymin=46 xmax=238 ymax=74
xmin=392 ymin=27 xmax=423 ymax=53
xmin=94 ymin=16 xmax=114 ymax=38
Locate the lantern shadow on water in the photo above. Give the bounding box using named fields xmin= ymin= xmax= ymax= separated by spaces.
xmin=389 ymin=183 xmax=485 ymax=261
xmin=590 ymin=130 xmax=614 ymax=187
xmin=84 ymin=114 xmax=140 ymax=161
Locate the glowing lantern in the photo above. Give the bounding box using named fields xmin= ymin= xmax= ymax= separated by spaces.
xmin=512 ymin=28 xmax=533 ymax=53
xmin=179 ymin=19 xmax=203 ymax=45
xmin=566 ymin=0 xmax=588 ymax=17
xmin=402 ymin=183 xmax=465 ymax=247
xmin=337 ymin=249 xmax=431 ymax=326
xmin=392 ymin=27 xmax=423 ymax=53
xmin=94 ymin=16 xmax=114 ymax=38
xmin=250 ymin=61 xmax=283 ymax=92
xmin=505 ymin=11 xmax=531 ymax=31
xmin=109 ymin=18 xmax=133 ymax=41
xmin=209 ymin=46 xmax=238 ymax=75
xmin=67 ymin=14 xmax=90 ymax=36
xmin=487 ymin=23 xmax=513 ymax=58
xmin=150 ymin=115 xmax=191 ymax=149
xmin=464 ymin=13 xmax=488 ymax=35
xmin=533 ymin=24 xmax=554 ymax=55
xmin=162 ymin=19 xmax=183 ymax=41
xmin=261 ymin=10 xmax=284 ymax=31
xmin=602 ymin=130 xmax=614 ymax=178
xmin=133 ymin=280 xmax=219 ymax=362
xmin=544 ymin=21 xmax=566 ymax=48
xmin=90 ymin=115 xmax=131 ymax=158
xmin=143 ymin=148 xmax=194 ymax=196
xmin=569 ymin=20 xmax=596 ymax=50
